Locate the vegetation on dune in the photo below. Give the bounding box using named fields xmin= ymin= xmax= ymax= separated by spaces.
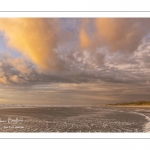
xmin=108 ymin=101 xmax=150 ymax=106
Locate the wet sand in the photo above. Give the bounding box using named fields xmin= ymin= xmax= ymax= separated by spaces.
xmin=0 ymin=106 xmax=149 ymax=132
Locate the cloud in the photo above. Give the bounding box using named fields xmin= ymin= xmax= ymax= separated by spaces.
xmin=1 ymin=18 xmax=150 ymax=104
xmin=0 ymin=18 xmax=64 ymax=72
xmin=0 ymin=74 xmax=7 ymax=84
xmin=79 ymin=28 xmax=91 ymax=48
xmin=9 ymin=75 xmax=19 ymax=83
xmin=1 ymin=18 xmax=150 ymax=87
xmin=95 ymin=18 xmax=150 ymax=52
xmin=6 ymin=57 xmax=31 ymax=75
xmin=0 ymin=54 xmax=32 ymax=84
xmin=79 ymin=18 xmax=150 ymax=53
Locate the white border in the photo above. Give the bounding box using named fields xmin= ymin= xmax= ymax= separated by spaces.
xmin=0 ymin=133 xmax=149 ymax=138
xmin=0 ymin=0 xmax=150 ymax=11
xmin=1 ymin=12 xmax=150 ymax=18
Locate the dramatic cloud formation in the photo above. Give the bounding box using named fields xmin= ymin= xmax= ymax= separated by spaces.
xmin=95 ymin=18 xmax=150 ymax=52
xmin=79 ymin=18 xmax=150 ymax=53
xmin=0 ymin=18 xmax=64 ymax=72
xmin=0 ymin=18 xmax=150 ymax=104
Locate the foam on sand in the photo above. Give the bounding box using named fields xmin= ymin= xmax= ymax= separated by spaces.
xmin=132 ymin=111 xmax=150 ymax=132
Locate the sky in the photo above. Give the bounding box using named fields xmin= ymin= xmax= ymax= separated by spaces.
xmin=0 ymin=18 xmax=150 ymax=105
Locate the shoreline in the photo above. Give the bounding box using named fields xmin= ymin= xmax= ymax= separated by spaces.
xmin=0 ymin=105 xmax=150 ymax=109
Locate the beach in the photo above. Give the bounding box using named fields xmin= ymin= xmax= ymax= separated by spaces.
xmin=0 ymin=106 xmax=149 ymax=132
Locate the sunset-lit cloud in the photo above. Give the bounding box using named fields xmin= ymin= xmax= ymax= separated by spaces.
xmin=95 ymin=18 xmax=150 ymax=52
xmin=79 ymin=29 xmax=91 ymax=48
xmin=9 ymin=75 xmax=19 ymax=83
xmin=0 ymin=18 xmax=64 ymax=72
xmin=0 ymin=18 xmax=150 ymax=104
xmin=0 ymin=74 xmax=7 ymax=84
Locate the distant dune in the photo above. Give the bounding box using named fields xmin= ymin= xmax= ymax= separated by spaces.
xmin=108 ymin=101 xmax=150 ymax=107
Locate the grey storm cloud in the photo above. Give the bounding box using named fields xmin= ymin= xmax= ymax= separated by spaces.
xmin=1 ymin=18 xmax=150 ymax=104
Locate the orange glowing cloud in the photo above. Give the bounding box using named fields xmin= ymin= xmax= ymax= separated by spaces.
xmin=79 ymin=29 xmax=90 ymax=48
xmin=95 ymin=18 xmax=150 ymax=52
xmin=79 ymin=19 xmax=91 ymax=49
xmin=0 ymin=18 xmax=64 ymax=72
